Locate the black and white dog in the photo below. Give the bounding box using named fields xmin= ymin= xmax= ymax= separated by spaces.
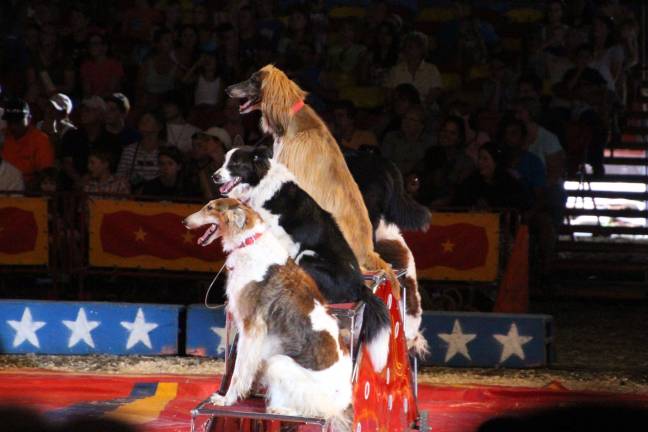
xmin=344 ymin=149 xmax=431 ymax=354
xmin=213 ymin=146 xmax=391 ymax=372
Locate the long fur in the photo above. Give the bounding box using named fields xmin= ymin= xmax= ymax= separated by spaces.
xmin=227 ymin=65 xmax=400 ymax=297
xmin=214 ymin=146 xmax=391 ymax=371
xmin=183 ymin=199 xmax=352 ymax=429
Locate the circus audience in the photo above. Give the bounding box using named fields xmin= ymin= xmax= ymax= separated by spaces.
xmin=139 ymin=146 xmax=194 ymax=198
xmin=162 ymin=93 xmax=200 ymax=154
xmin=189 ymin=126 xmax=231 ymax=200
xmin=39 ymin=93 xmax=76 ymax=145
xmin=0 ymin=155 xmax=24 ymax=192
xmin=381 ymin=105 xmax=434 ymax=176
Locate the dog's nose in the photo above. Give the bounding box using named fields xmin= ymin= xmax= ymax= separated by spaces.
xmin=225 ymin=86 xmax=234 ymax=97
xmin=212 ymin=172 xmax=222 ymax=184
xmin=182 ymin=218 xmax=189 ymax=228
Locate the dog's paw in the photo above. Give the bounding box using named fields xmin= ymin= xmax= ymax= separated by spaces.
xmin=267 ymin=406 xmax=299 ymax=416
xmin=209 ymin=392 xmax=234 ymax=406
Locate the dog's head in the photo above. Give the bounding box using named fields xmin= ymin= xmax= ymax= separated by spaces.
xmin=212 ymin=146 xmax=272 ymax=197
xmin=182 ymin=198 xmax=263 ymax=247
xmin=225 ymin=65 xmax=307 ymax=119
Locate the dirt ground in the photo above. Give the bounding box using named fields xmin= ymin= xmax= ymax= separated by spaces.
xmin=1 ymin=299 xmax=647 ymax=394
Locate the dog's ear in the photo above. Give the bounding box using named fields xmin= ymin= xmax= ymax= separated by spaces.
xmin=252 ymin=145 xmax=272 ymax=162
xmin=229 ymin=207 xmax=247 ymax=230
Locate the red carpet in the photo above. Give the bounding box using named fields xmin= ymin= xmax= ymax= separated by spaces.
xmin=0 ymin=371 xmax=646 ymax=431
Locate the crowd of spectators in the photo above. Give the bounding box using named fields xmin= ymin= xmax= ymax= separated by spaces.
xmin=0 ymin=0 xmax=642 ymax=280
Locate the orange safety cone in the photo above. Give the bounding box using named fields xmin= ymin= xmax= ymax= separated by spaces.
xmin=493 ymin=225 xmax=529 ymax=313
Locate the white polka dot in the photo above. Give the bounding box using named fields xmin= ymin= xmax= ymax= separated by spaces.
xmin=388 ymin=394 xmax=393 ymax=411
xmin=394 ymin=322 xmax=400 ymax=338
xmin=387 ymin=294 xmax=392 ymax=309
xmin=356 ymin=423 xmax=362 ymax=432
xmin=364 ymin=382 xmax=370 ymax=400
xmin=404 ymin=397 xmax=408 ymax=414
xmin=386 ymin=367 xmax=390 ymax=385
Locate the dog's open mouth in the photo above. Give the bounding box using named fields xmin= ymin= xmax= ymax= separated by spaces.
xmin=219 ymin=177 xmax=241 ymax=195
xmin=197 ymin=223 xmax=219 ymax=246
xmin=238 ymin=97 xmax=260 ymax=114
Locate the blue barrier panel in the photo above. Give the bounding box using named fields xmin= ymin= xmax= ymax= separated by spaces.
xmin=0 ymin=301 xmax=181 ymax=355
xmin=185 ymin=304 xmax=227 ymax=358
xmin=420 ymin=311 xmax=554 ymax=368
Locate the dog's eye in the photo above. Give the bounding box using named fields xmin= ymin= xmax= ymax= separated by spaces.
xmin=207 ymin=205 xmax=213 ymax=210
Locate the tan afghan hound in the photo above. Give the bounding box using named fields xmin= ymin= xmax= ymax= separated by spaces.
xmin=226 ymin=65 xmax=428 ymax=354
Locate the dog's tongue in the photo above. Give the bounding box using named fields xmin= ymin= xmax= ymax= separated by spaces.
xmin=197 ymin=224 xmax=216 ymax=246
xmin=219 ymin=179 xmax=238 ymax=195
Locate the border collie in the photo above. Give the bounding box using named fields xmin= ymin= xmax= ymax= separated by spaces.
xmin=183 ymin=198 xmax=352 ymax=429
xmin=213 ymin=146 xmax=391 ymax=372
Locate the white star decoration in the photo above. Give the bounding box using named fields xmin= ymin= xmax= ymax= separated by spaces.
xmin=493 ymin=323 xmax=533 ymax=362
xmin=7 ymin=307 xmax=46 ymax=348
xmin=120 ymin=308 xmax=159 ymax=349
xmin=437 ymin=319 xmax=476 ymax=362
xmin=211 ymin=326 xmax=228 ymax=354
xmin=62 ymin=308 xmax=100 ymax=348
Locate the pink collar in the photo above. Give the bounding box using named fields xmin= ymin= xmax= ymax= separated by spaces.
xmin=290 ymin=100 xmax=305 ymax=115
xmin=234 ymin=231 xmax=264 ymax=250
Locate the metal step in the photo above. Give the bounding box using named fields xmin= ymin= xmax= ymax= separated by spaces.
xmin=614 ymin=141 xmax=648 ymax=150
xmin=566 ymin=189 xmax=648 ymax=200
xmin=557 ymin=240 xmax=648 ymax=253
xmin=565 ymin=208 xmax=648 ymax=218
xmin=603 ymin=156 xmax=648 ymax=165
xmin=560 ymin=224 xmax=648 ymax=236
xmin=567 ymin=173 xmax=648 ymax=183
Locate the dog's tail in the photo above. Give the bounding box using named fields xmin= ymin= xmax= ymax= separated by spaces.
xmin=384 ymin=160 xmax=431 ymax=231
xmin=359 ymin=283 xmax=391 ymax=373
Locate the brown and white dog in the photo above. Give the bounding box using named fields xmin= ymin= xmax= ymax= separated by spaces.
xmin=225 ymin=65 xmax=428 ymax=354
xmin=183 ymin=198 xmax=352 ymax=428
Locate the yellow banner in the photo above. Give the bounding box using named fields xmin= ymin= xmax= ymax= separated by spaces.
xmin=0 ymin=197 xmax=49 ymax=266
xmin=403 ymin=212 xmax=500 ymax=282
xmin=89 ymin=199 xmax=225 ymax=272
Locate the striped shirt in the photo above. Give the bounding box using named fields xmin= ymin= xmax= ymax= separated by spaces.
xmin=116 ymin=142 xmax=160 ymax=186
xmin=84 ymin=175 xmax=130 ymax=195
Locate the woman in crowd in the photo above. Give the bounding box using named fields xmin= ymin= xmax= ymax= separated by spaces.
xmin=80 ymin=33 xmax=124 ymax=98
xmin=116 ymin=110 xmax=165 ymax=188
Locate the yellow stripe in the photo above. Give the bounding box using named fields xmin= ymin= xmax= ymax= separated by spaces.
xmin=109 ymin=382 xmax=178 ymax=424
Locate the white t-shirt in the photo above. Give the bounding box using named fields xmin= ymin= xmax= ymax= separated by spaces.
xmin=591 ymin=45 xmax=624 ymax=92
xmin=195 ymin=75 xmax=223 ymax=106
xmin=166 ymin=123 xmax=201 ymax=154
xmin=385 ymin=61 xmax=443 ymax=98
xmin=529 ymin=126 xmax=562 ymax=167
xmin=0 ymin=159 xmax=25 ymax=191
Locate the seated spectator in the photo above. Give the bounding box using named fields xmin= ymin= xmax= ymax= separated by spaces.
xmin=385 ymin=32 xmax=443 ymax=107
xmin=221 ymin=97 xmax=255 ymax=146
xmin=39 ymin=93 xmax=76 ymax=146
xmin=83 ymin=148 xmax=129 ymax=195
xmin=137 ymin=28 xmax=178 ymax=110
xmin=59 ymin=96 xmax=120 ymax=191
xmin=482 ymin=54 xmax=517 ymax=112
xmin=381 ymin=105 xmax=434 ymax=175
xmin=1 ymin=98 xmax=54 ymax=187
xmin=80 ymin=33 xmax=124 ymax=98
xmin=182 ymin=51 xmax=224 ymax=108
xmin=331 ymin=100 xmax=378 ymax=151
xmin=0 ymin=155 xmax=24 ymax=192
xmin=412 ymin=115 xmax=475 ymax=206
xmin=172 ymin=25 xmax=199 ymax=73
xmin=104 ymin=93 xmax=141 ymax=149
xmin=377 ymin=83 xmax=422 ymax=139
xmin=453 ymin=142 xmax=530 ymax=211
xmin=539 ymin=0 xmax=570 ymax=55
xmin=36 ymin=167 xmax=59 ymax=194
xmin=277 ymin=6 xmax=325 ymax=70
xmin=367 ymin=21 xmax=400 ymax=85
xmin=590 ymin=14 xmax=624 ymax=95
xmin=25 ymin=24 xmax=76 ymax=102
xmin=557 ymin=43 xmax=607 ymax=100
xmin=190 ymin=126 xmax=231 ymax=200
xmin=162 ymin=93 xmax=200 ymax=154
xmin=322 ymin=19 xmax=368 ymax=87
xmin=513 ymin=97 xmax=566 ymax=228
xmin=457 ymin=15 xmax=489 ymax=68
xmin=116 ymin=111 xmax=165 ymax=188
xmin=139 ymin=146 xmax=193 ymax=198
xmin=499 ymin=119 xmax=546 ymax=206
